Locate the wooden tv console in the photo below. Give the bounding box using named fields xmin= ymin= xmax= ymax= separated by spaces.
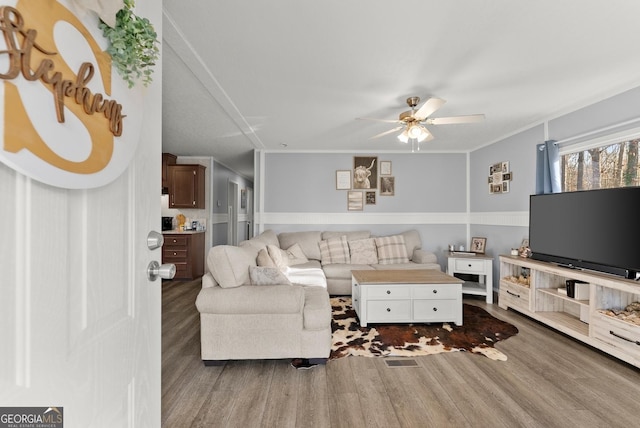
xmin=499 ymin=255 xmax=640 ymax=368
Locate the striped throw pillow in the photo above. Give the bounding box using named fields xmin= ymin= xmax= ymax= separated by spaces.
xmin=375 ymin=235 xmax=409 ymax=264
xmin=319 ymin=235 xmax=350 ymax=265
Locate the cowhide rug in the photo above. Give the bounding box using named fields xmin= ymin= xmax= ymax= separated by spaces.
xmin=330 ymin=297 xmax=518 ymax=361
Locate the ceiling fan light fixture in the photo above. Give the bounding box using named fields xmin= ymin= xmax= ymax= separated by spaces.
xmin=408 ymin=124 xmax=423 ymax=139
xmin=397 ymin=130 xmax=409 ymax=143
xmin=417 ymin=126 xmax=430 ymax=142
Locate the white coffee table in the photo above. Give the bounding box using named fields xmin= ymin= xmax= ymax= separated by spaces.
xmin=351 ymin=269 xmax=463 ymax=327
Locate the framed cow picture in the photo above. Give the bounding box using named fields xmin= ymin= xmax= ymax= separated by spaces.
xmin=353 ymin=156 xmax=378 ymax=189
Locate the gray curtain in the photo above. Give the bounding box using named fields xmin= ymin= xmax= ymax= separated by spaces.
xmin=536 ymin=140 xmax=561 ymax=194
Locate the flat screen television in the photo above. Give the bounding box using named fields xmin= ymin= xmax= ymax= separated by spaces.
xmin=529 ymin=187 xmax=640 ymax=279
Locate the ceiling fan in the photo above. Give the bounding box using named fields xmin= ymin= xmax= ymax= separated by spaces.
xmin=358 ymin=96 xmax=485 ymax=143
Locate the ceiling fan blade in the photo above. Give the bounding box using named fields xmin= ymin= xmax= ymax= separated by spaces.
xmin=371 ymin=126 xmax=404 ymax=139
xmin=356 ymin=117 xmax=402 ymax=124
xmin=428 ymin=114 xmax=485 ymax=125
xmin=414 ymin=97 xmax=446 ymax=120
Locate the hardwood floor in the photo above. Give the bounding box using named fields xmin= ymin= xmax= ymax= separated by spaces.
xmin=162 ymin=278 xmax=640 ymax=428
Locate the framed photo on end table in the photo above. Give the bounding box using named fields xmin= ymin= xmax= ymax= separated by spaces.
xmin=471 ymin=237 xmax=487 ymax=254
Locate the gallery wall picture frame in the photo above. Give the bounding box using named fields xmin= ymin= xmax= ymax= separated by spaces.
xmin=488 ymin=160 xmax=513 ymax=194
xmin=365 ymin=191 xmax=376 ymax=205
xmin=380 ymin=176 xmax=395 ymax=196
xmin=471 ymin=237 xmax=487 ymax=254
xmin=336 ymin=170 xmax=351 ymax=190
xmin=240 ymin=189 xmax=247 ymax=208
xmin=380 ymin=161 xmax=392 ymax=175
xmin=353 ymin=156 xmax=378 ymax=189
xmin=347 ymin=191 xmax=364 ymax=210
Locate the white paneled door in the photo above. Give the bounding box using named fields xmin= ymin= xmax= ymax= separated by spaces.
xmin=0 ymin=1 xmax=162 ymax=426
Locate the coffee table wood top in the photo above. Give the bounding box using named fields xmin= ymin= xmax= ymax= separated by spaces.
xmin=351 ymin=269 xmax=463 ymax=285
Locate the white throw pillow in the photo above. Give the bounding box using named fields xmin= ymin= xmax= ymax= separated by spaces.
xmin=249 ymin=266 xmax=292 ymax=285
xmin=256 ymin=248 xmax=276 ymax=267
xmin=267 ymin=243 xmax=309 ymax=270
xmin=319 ymin=235 xmax=350 ymax=265
xmin=348 ymin=238 xmax=378 ymax=264
xmin=375 ymin=235 xmax=410 ymax=264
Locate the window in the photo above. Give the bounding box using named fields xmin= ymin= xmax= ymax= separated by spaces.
xmin=561 ymin=137 xmax=639 ymax=192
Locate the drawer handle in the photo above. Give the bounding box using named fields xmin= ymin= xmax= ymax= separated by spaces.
xmin=506 ymin=290 xmax=520 ymax=298
xmin=609 ymin=330 xmax=640 ymax=346
xmin=386 ymin=308 xmax=391 ymax=312
xmin=386 ymin=290 xmax=391 ymax=294
xmin=433 ymin=289 xmax=437 ymax=294
xmin=173 ymin=252 xmax=177 ymax=256
xmin=433 ymin=307 xmax=438 ymax=312
xmin=468 ymin=264 xmax=472 ymax=267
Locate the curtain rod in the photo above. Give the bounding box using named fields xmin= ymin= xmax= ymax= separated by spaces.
xmin=556 ymin=117 xmax=640 ymax=145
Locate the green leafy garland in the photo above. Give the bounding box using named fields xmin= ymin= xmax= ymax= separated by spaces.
xmin=99 ymin=0 xmax=159 ymax=88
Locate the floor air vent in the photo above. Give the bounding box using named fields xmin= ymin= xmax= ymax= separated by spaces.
xmin=384 ymin=359 xmax=419 ymax=368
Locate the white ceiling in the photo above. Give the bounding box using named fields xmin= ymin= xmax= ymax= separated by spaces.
xmin=161 ymin=1 xmax=640 ymax=179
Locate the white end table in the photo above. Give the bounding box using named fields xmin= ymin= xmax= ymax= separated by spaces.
xmin=446 ymin=253 xmax=493 ymax=304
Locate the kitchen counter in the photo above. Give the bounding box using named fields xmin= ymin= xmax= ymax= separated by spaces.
xmin=162 ymin=229 xmax=205 ymax=235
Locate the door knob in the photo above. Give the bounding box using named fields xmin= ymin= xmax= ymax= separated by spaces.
xmin=147 ymin=230 xmax=164 ymax=250
xmin=147 ymin=261 xmax=176 ymax=281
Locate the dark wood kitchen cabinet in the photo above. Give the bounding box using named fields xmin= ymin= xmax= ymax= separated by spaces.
xmin=162 ymin=232 xmax=205 ymax=279
xmin=161 ymin=153 xmax=177 ymax=193
xmin=168 ymin=164 xmax=206 ymax=208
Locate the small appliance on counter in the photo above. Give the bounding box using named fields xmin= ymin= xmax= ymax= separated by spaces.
xmin=162 ymin=216 xmax=173 ymax=231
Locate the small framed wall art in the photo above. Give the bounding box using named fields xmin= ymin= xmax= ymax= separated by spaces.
xmin=365 ymin=191 xmax=376 ymax=205
xmin=380 ymin=176 xmax=395 ymax=196
xmin=380 ymin=160 xmax=392 ymax=175
xmin=353 ymin=156 xmax=378 ymax=189
xmin=336 ymin=170 xmax=351 ymax=190
xmin=347 ymin=191 xmax=363 ymax=211
xmin=488 ymin=161 xmax=513 ymax=194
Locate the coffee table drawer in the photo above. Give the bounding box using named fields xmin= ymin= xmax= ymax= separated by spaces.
xmin=367 ymin=285 xmax=411 ymax=299
xmin=367 ymin=300 xmax=411 ymax=322
xmin=413 ymin=299 xmax=459 ymax=322
xmin=413 ymin=284 xmax=458 ymax=299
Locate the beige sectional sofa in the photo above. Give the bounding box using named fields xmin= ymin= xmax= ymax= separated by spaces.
xmin=195 ymin=229 xmax=441 ymax=363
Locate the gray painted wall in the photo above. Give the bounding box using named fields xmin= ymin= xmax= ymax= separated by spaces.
xmin=264 ymin=152 xmax=467 ymax=212
xmin=469 ymin=86 xmax=640 ymax=287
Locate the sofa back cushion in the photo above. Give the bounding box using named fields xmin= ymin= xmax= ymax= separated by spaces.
xmin=375 ymin=235 xmax=410 ymax=264
xmin=207 ymin=245 xmax=256 ymax=288
xmin=239 ymin=229 xmax=280 ymax=253
xmin=278 ymin=231 xmax=322 ymax=260
xmin=319 ymin=235 xmax=351 ymax=265
xmin=400 ymin=229 xmax=422 ymax=261
xmin=322 ymin=230 xmax=370 ymax=241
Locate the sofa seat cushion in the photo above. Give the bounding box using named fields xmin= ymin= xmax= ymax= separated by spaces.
xmin=371 ymin=262 xmax=441 ymax=271
xmin=278 ymin=231 xmax=322 ymax=261
xmin=322 ymin=263 xmax=374 ymax=279
xmin=302 ymin=286 xmax=331 ymax=330
xmin=196 ymin=284 xmax=304 ymax=314
xmin=284 ymin=266 xmax=327 ymax=288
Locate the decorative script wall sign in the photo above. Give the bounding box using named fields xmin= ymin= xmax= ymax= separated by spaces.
xmin=0 ymin=0 xmax=143 ymax=189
